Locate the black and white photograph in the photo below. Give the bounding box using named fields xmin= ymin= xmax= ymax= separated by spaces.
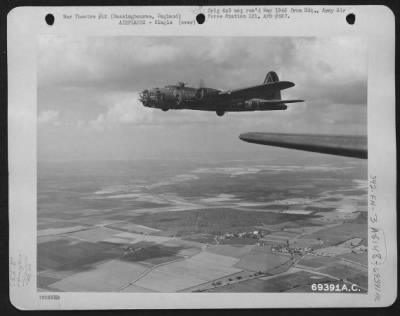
xmin=8 ymin=5 xmax=396 ymax=309
xmin=37 ymin=36 xmax=369 ymax=293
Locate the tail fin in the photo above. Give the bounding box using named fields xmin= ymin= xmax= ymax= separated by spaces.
xmin=263 ymin=71 xmax=279 ymax=84
xmin=263 ymin=71 xmax=281 ymax=100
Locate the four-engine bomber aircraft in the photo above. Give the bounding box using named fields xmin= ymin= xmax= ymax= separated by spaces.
xmin=139 ymin=71 xmax=303 ymax=116
xmin=139 ymin=70 xmax=366 ymax=159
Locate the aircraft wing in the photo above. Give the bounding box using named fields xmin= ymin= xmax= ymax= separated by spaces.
xmin=219 ymin=81 xmax=295 ymax=100
xmin=239 ymin=132 xmax=367 ymax=159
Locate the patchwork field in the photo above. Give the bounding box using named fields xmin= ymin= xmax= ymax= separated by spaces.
xmin=207 ymin=270 xmax=335 ymax=292
xmin=106 ymin=222 xmax=161 ymax=234
xmin=297 ymin=255 xmax=339 ymax=269
xmin=122 ymin=244 xmax=184 ymax=265
xmin=38 ymin=225 xmax=90 ymax=237
xmin=107 ymin=232 xmax=173 ymax=244
xmin=340 ymin=252 xmax=368 ymax=266
xmin=135 ymin=252 xmax=241 ymax=292
xmin=206 ymin=244 xmax=255 ymax=258
xmin=38 ymin=159 xmax=368 ymax=292
xmin=120 ymin=285 xmax=157 ymax=292
xmin=132 ymin=208 xmax=319 ymax=235
xmin=49 ymin=260 xmax=150 ymax=292
xmin=304 ymin=223 xmax=367 ymax=248
xmin=68 ymin=227 xmax=122 ymax=242
xmin=37 ymin=275 xmax=62 ymax=291
xmin=319 ymin=261 xmax=368 ymax=288
xmin=38 ymin=221 xmax=89 ymax=230
xmin=38 ymin=238 xmax=123 ymax=272
xmin=234 ymin=246 xmax=290 ymax=272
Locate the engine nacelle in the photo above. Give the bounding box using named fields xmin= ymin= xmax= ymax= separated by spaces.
xmin=161 ymin=89 xmax=178 ymax=103
xmin=174 ymin=88 xmax=199 ymax=105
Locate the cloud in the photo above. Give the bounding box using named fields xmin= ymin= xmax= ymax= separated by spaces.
xmin=37 ymin=36 xmax=367 ymax=161
xmin=38 ymin=37 xmax=367 ymax=106
xmin=38 ymin=110 xmax=59 ymax=124
xmin=89 ymin=93 xmax=152 ymax=129
xmin=38 ymin=37 xmax=184 ymax=91
xmin=298 ymin=79 xmax=367 ymax=106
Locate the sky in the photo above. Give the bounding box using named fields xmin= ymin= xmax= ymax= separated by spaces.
xmin=37 ymin=36 xmax=367 ymax=162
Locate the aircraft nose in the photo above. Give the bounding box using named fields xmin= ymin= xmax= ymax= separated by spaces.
xmin=139 ymin=89 xmax=149 ymax=106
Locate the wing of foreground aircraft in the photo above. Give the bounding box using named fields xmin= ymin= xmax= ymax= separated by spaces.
xmin=239 ymin=132 xmax=367 ymax=159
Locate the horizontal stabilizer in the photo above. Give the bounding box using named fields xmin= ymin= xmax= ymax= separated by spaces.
xmin=239 ymin=132 xmax=367 ymax=159
xmin=258 ymin=99 xmax=304 ymax=105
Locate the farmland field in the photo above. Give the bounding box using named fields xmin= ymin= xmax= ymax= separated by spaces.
xmin=206 ymin=244 xmax=255 ymax=258
xmin=38 ymin=238 xmax=123 ymax=272
xmin=297 ymin=255 xmax=339 ymax=269
xmin=319 ymin=262 xmax=368 ymax=287
xmin=135 ymin=252 xmax=241 ymax=292
xmin=132 ymin=208 xmax=320 ymax=235
xmin=49 ymin=260 xmax=149 ymax=292
xmin=68 ymin=227 xmax=122 ymax=242
xmin=207 ymin=270 xmax=336 ymax=292
xmin=234 ymin=246 xmax=290 ymax=272
xmin=121 ymin=244 xmax=184 ymax=264
xmin=38 ymin=157 xmax=367 ymax=292
xmin=304 ymin=223 xmax=367 ymax=248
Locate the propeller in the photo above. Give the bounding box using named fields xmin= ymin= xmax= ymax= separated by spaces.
xmin=138 ymin=90 xmax=149 ymax=104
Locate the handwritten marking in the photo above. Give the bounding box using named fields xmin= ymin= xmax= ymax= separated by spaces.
xmin=368 ymin=174 xmax=385 ymax=302
xmin=9 ymin=254 xmax=32 ymax=287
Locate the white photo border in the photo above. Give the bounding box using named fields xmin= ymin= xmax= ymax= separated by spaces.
xmin=8 ymin=5 xmax=397 ymax=309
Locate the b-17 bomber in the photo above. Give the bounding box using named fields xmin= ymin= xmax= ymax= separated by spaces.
xmin=139 ymin=71 xmax=304 ymax=116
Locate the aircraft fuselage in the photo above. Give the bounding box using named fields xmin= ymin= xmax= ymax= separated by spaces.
xmin=139 ymin=72 xmax=303 ymax=116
